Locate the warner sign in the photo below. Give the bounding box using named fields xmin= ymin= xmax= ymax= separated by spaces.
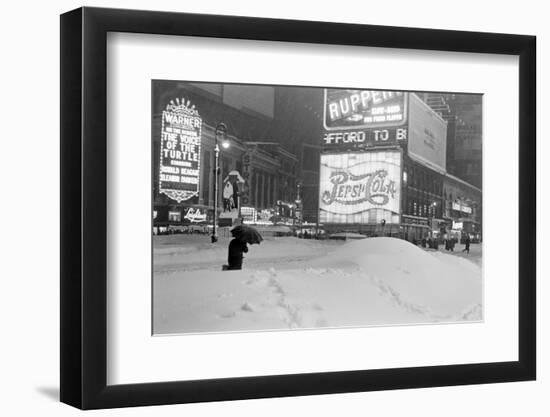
xmin=159 ymin=97 xmax=202 ymax=203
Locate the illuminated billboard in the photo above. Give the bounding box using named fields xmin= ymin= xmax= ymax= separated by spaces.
xmin=322 ymin=89 xmax=408 ymax=150
xmin=407 ymin=93 xmax=447 ymax=172
xmin=323 ymin=126 xmax=408 ymax=149
xmin=324 ymin=89 xmax=407 ymax=130
xmin=319 ymin=151 xmax=402 ymax=224
xmin=159 ymin=97 xmax=202 ymax=203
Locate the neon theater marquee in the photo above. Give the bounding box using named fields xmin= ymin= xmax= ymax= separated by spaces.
xmin=159 ymin=97 xmax=202 ymax=203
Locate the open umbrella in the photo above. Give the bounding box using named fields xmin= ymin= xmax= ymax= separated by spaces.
xmin=230 ymin=224 xmax=263 ymax=244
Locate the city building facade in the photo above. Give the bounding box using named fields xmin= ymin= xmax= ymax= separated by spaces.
xmin=151 ymin=82 xmax=482 ymax=242
xmin=442 ymin=174 xmax=483 ymax=242
xmin=421 ymin=92 xmax=483 ymax=189
xmin=317 ymin=90 xmax=482 ymax=242
xmin=152 ymin=81 xmax=298 ymax=231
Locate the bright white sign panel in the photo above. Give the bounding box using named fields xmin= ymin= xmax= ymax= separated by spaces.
xmin=319 ymin=151 xmax=401 ymax=224
xmin=159 ymin=97 xmax=202 ymax=203
xmin=407 ymin=93 xmax=447 ymax=172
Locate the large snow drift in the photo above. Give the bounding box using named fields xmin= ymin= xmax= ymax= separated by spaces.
xmin=153 ymin=237 xmax=482 ymax=335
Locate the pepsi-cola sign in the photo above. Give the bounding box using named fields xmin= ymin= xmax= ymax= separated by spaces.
xmin=319 ymin=151 xmax=402 ymax=224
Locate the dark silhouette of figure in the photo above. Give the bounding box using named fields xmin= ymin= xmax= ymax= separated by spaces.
xmin=462 ymin=234 xmax=471 ymax=254
xmin=227 ymin=237 xmax=248 ymax=270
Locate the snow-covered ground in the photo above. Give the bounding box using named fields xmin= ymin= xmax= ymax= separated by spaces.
xmin=153 ymin=235 xmax=482 ymax=335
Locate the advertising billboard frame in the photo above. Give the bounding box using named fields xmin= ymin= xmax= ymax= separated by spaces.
xmin=406 ymin=92 xmax=448 ymax=173
xmin=318 ymin=147 xmax=403 ymax=228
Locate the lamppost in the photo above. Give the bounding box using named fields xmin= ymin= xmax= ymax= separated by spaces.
xmin=431 ymin=201 xmax=438 ymax=238
xmin=211 ymin=122 xmax=229 ymax=243
xmin=295 ymin=182 xmax=302 ymax=231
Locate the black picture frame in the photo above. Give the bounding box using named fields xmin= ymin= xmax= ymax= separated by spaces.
xmin=60 ymin=6 xmax=536 ymax=410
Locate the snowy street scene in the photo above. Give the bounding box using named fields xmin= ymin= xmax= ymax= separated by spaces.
xmin=153 ymin=233 xmax=482 ymax=334
xmin=152 ymin=81 xmax=483 ymax=335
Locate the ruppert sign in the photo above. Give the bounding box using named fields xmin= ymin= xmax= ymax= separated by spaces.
xmin=322 ymin=89 xmax=408 ymax=149
xmin=319 ymin=150 xmax=402 ymax=224
xmin=159 ymin=98 xmax=202 ymax=203
xmin=324 ymin=89 xmax=408 ymax=130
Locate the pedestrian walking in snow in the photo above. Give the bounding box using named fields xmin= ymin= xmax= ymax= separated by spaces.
xmin=462 ymin=235 xmax=471 ymax=254
xmin=226 ymin=237 xmax=248 ymax=270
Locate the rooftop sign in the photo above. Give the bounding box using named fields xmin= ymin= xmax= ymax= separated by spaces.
xmin=324 ymin=89 xmax=408 ymax=130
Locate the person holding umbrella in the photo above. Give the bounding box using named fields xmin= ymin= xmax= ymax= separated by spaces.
xmin=224 ymin=224 xmax=263 ymax=270
xmin=226 ymin=236 xmax=248 ymax=270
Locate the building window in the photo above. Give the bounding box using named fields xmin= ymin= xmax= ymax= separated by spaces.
xmin=168 ymin=211 xmax=181 ymax=222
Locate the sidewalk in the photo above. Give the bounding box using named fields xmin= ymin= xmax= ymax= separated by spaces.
xmin=423 ymin=243 xmax=482 ymax=267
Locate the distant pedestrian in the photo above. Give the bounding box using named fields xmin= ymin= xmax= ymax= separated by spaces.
xmin=462 ymin=235 xmax=471 ymax=254
xmin=226 ymin=237 xmax=248 ymax=270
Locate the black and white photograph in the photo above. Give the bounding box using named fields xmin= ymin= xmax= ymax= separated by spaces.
xmin=152 ymin=81 xmax=483 ymax=335
xmin=0 ymin=0 xmax=545 ymax=413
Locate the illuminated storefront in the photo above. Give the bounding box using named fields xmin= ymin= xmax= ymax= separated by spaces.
xmin=443 ymin=174 xmax=482 ymax=242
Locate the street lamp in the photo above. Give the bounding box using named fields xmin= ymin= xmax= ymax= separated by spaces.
xmin=431 ymin=201 xmax=437 ymax=238
xmin=211 ymin=122 xmax=229 ymax=243
xmin=294 ymin=182 xmax=302 ymax=229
